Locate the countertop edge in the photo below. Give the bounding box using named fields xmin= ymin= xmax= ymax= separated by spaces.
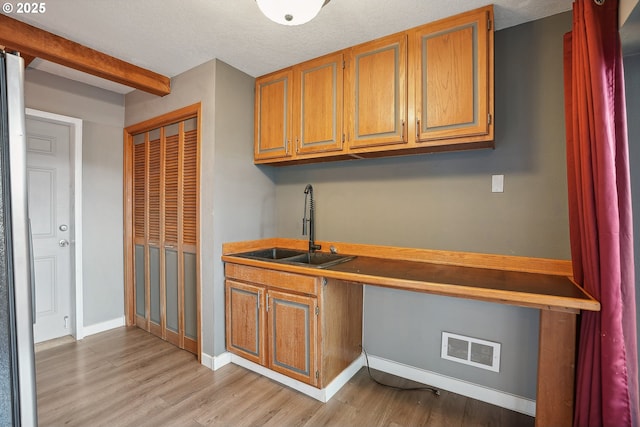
xmin=221 ymin=241 xmax=601 ymax=313
xmin=222 ymin=238 xmax=574 ymax=276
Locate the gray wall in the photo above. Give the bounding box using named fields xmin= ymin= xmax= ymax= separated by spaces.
xmin=211 ymin=60 xmax=276 ymax=355
xmin=623 ymin=52 xmax=640 ymax=385
xmin=126 ymin=59 xmax=218 ymax=355
xmin=125 ymin=59 xmax=276 ymax=357
xmin=24 ymin=70 xmax=125 ymax=327
xmin=273 ymin=12 xmax=572 ymax=399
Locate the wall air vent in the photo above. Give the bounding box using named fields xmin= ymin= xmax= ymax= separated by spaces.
xmin=441 ymin=332 xmax=501 ymax=372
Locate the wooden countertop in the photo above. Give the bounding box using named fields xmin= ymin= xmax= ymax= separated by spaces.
xmin=221 ymin=238 xmax=600 ymax=314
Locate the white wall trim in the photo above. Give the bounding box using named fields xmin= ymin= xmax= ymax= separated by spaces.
xmin=367 ymin=355 xmax=536 ymax=417
xmin=230 ymin=355 xmax=327 ymax=401
xmin=205 ymin=351 xmax=535 ymax=415
xmin=201 ymin=352 xmax=364 ymax=403
xmin=321 ymin=354 xmax=365 ymax=402
xmin=200 ymin=352 xmax=214 ymax=370
xmin=25 ymin=108 xmax=84 ymax=340
xmin=201 ymin=351 xmax=232 ymax=371
xmin=82 ymin=316 xmax=125 ymax=337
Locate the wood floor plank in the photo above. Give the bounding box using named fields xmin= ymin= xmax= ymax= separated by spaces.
xmin=35 ymin=327 xmax=534 ymax=427
xmin=261 ymin=389 xmax=323 ymax=427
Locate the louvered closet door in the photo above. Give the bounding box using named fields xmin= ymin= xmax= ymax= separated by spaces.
xmin=132 ymin=117 xmax=199 ymax=355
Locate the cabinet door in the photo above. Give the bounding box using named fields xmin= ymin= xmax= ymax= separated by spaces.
xmin=254 ymin=69 xmax=293 ymax=161
xmin=346 ymin=33 xmax=407 ymax=149
xmin=294 ymin=52 xmax=344 ymax=156
xmin=414 ymin=6 xmax=493 ymax=143
xmin=267 ymin=290 xmax=318 ymax=386
xmin=226 ymin=280 xmax=266 ymax=366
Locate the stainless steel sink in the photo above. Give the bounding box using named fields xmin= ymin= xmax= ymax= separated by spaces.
xmin=233 ymin=247 xmax=307 ymax=260
xmin=282 ymin=252 xmax=356 ymax=269
xmin=231 ymin=247 xmax=356 ymax=269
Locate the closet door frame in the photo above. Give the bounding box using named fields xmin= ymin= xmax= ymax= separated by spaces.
xmin=123 ymin=103 xmax=201 ymax=361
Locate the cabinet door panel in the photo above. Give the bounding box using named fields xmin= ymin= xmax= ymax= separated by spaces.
xmin=149 ymin=246 xmax=161 ymax=327
xmin=295 ymin=53 xmax=344 ymax=155
xmin=267 ymin=290 xmax=317 ymax=386
xmin=255 ymin=69 xmax=293 ymax=160
xmin=134 ymin=244 xmax=146 ymax=319
xmin=348 ymin=33 xmax=407 ymax=149
xmin=415 ymin=8 xmax=491 ymax=142
xmin=226 ymin=280 xmax=265 ymax=365
xmin=425 ymin=26 xmax=474 ymax=128
xmin=183 ymin=252 xmax=198 ymax=342
xmin=165 ymin=249 xmax=179 ymax=333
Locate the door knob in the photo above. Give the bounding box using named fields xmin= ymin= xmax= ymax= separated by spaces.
xmin=59 ymin=239 xmax=69 ymax=247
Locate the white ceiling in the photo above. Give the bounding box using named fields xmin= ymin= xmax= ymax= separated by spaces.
xmin=1 ymin=0 xmax=615 ymax=95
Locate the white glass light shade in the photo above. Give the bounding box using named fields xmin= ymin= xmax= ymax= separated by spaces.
xmin=256 ymin=0 xmax=326 ymax=26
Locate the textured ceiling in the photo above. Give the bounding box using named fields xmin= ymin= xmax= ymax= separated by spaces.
xmin=0 ymin=0 xmax=601 ymax=94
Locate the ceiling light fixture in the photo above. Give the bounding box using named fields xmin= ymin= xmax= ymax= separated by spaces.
xmin=256 ymin=0 xmax=331 ymax=26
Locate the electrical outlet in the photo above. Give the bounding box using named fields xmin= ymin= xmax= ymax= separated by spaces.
xmin=491 ymin=175 xmax=504 ymax=193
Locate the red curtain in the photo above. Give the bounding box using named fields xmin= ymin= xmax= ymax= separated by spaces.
xmin=563 ymin=0 xmax=639 ymax=425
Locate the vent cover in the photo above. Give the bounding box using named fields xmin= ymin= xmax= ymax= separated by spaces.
xmin=441 ymin=332 xmax=501 ymax=372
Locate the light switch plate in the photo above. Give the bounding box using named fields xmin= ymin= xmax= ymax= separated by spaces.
xmin=492 ymin=175 xmax=504 ymax=193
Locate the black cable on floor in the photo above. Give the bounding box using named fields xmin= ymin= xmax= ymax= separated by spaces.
xmin=362 ymin=346 xmax=440 ymax=396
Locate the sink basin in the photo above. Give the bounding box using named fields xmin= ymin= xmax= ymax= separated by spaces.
xmin=283 ymin=252 xmax=357 ymax=269
xmin=231 ymin=247 xmax=356 ymax=269
xmin=234 ymin=247 xmax=307 ymax=260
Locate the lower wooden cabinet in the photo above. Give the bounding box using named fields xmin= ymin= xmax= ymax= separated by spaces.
xmin=225 ymin=280 xmax=265 ymax=365
xmin=225 ymin=263 xmax=362 ymax=388
xmin=267 ymin=289 xmax=318 ymax=384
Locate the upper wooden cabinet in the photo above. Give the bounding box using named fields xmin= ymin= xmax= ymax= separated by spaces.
xmin=295 ymin=52 xmax=344 ymax=156
xmin=413 ymin=6 xmax=494 ymax=145
xmin=254 ymin=5 xmax=494 ymax=164
xmin=346 ymin=33 xmax=408 ymax=150
xmin=254 ymin=69 xmax=293 ymax=161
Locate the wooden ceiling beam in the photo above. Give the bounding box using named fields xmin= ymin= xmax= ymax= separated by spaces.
xmin=2 ymin=45 xmax=36 ymax=68
xmin=20 ymin=53 xmax=36 ymax=68
xmin=0 ymin=14 xmax=170 ymax=96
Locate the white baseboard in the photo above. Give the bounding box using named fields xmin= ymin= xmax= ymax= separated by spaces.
xmin=201 ymin=351 xmax=232 ymax=371
xmin=82 ymin=316 xmax=125 ymax=337
xmin=200 ymin=350 xmax=535 ymax=416
xmin=230 ymin=355 xmax=327 ymax=401
xmin=367 ymin=355 xmax=536 ymax=417
xmin=322 ymin=354 xmax=365 ymax=401
xmin=202 ymin=352 xmax=364 ymax=403
xmin=228 ymin=354 xmax=365 ymax=402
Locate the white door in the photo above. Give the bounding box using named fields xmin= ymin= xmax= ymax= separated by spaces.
xmin=26 ymin=117 xmax=73 ymax=343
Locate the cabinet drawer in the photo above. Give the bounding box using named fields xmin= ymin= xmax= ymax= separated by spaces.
xmin=226 ymin=263 xmax=319 ymax=295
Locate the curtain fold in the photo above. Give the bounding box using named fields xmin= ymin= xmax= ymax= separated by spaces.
xmin=563 ymin=0 xmax=639 ymax=426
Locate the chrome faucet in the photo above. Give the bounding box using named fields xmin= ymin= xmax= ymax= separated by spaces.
xmin=302 ymin=184 xmax=321 ymax=253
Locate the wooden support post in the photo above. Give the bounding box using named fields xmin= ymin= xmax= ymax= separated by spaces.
xmin=536 ymin=309 xmax=577 ymax=427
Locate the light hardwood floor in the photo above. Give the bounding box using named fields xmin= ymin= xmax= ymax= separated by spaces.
xmin=36 ymin=327 xmax=534 ymax=427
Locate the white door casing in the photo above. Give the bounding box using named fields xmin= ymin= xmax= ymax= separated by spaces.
xmin=25 ymin=109 xmax=83 ymax=342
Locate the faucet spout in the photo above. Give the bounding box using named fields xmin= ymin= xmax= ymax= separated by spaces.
xmin=302 ymin=184 xmax=321 ymax=253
